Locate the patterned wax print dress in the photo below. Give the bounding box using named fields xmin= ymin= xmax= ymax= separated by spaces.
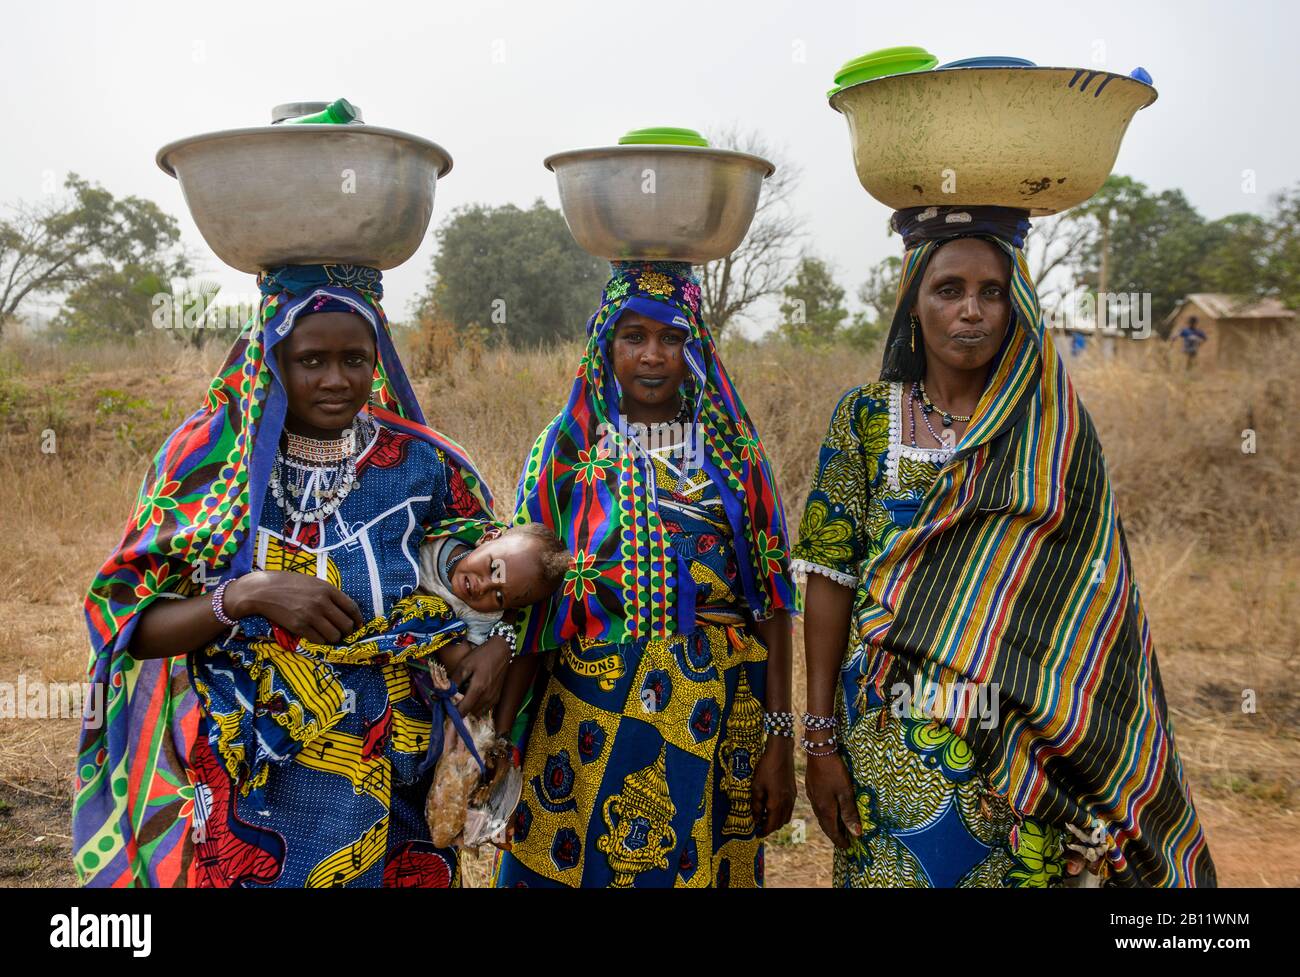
xmin=186 ymin=415 xmax=483 ymax=888
xmin=494 ymin=439 xmax=770 ymax=888
xmin=792 ymin=382 xmax=1072 ymax=888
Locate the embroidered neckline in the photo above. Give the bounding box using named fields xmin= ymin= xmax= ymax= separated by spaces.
xmin=884 ymin=382 xmax=954 ymax=491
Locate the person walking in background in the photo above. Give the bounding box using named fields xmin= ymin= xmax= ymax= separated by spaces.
xmin=1176 ymin=315 xmax=1207 ymax=369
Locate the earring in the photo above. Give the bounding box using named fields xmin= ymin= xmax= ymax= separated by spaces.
xmin=910 ymin=315 xmax=920 ymax=353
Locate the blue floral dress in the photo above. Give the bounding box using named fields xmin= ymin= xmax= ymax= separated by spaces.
xmin=494 ymin=444 xmax=770 ymax=888
xmin=793 ymin=382 xmax=1070 ymax=888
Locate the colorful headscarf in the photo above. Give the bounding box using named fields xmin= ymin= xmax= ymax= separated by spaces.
xmin=514 ymin=261 xmax=793 ymax=652
xmin=849 ymin=207 xmax=1214 ymax=886
xmin=74 ymin=264 xmax=497 ymax=886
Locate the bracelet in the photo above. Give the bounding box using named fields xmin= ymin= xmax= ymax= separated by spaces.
xmin=802 ymin=711 xmax=835 ymax=731
xmin=801 ymin=734 xmax=837 ymax=748
xmin=211 ymin=577 xmax=238 ymax=627
xmin=763 ymin=711 xmax=795 ymax=737
xmin=802 ymin=737 xmax=839 ymax=757
xmin=488 ymin=620 xmax=518 ymax=656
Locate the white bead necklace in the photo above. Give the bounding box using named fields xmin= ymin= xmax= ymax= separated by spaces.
xmin=270 ymin=414 xmax=373 ymax=524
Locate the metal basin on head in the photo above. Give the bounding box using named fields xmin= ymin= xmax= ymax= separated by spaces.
xmin=156 ymin=124 xmax=453 ymax=273
xmin=545 ymin=145 xmax=775 ymax=263
xmin=829 ymin=66 xmax=1157 ymax=216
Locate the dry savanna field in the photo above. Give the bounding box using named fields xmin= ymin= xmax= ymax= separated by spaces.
xmin=0 ymin=327 xmax=1296 ymax=887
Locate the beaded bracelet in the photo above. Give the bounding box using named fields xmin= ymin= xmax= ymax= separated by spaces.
xmin=802 ymin=711 xmax=835 ymax=731
xmin=763 ymin=711 xmax=795 ymax=737
xmin=211 ymin=578 xmax=238 ymax=627
xmin=801 ymin=735 xmax=838 ymax=757
xmin=487 ymin=620 xmax=519 ymax=656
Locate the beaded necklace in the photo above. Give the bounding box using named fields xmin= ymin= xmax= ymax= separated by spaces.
xmin=270 ymin=413 xmax=374 ymax=524
xmin=908 ymin=382 xmax=957 ymax=456
xmin=443 ymin=542 xmax=471 ymax=585
xmin=284 ymin=427 xmax=355 ymax=464
xmin=917 ymin=378 xmax=973 ymax=427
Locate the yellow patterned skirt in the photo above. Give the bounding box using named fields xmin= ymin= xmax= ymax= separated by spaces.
xmin=494 ymin=619 xmax=769 ymax=888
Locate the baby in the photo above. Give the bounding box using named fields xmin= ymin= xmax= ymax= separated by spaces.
xmin=417 ymin=522 xmax=568 ymax=849
xmin=417 ymin=522 xmax=569 ymax=642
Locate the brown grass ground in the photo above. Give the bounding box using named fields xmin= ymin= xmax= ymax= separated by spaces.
xmin=0 ymin=329 xmax=1295 ymax=887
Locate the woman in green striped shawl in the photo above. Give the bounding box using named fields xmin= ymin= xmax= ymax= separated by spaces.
xmin=793 ymin=205 xmax=1214 ymax=888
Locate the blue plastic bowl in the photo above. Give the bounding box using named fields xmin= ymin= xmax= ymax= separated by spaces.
xmin=938 ymin=56 xmax=1037 ymax=69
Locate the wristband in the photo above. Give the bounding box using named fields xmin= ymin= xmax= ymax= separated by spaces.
xmin=488 ymin=620 xmax=518 ymax=657
xmin=801 ymin=734 xmax=838 ymax=757
xmin=763 ymin=711 xmax=795 ymax=738
xmin=211 ymin=577 xmax=239 ymax=627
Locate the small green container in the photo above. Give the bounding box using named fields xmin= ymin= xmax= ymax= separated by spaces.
xmin=617 ymin=126 xmax=710 ymax=147
xmin=283 ymin=98 xmax=359 ymax=125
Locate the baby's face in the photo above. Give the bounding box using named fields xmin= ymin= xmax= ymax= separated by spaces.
xmin=449 ymin=533 xmax=558 ymax=613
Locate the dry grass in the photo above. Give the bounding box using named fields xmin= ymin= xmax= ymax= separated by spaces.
xmin=0 ymin=327 xmax=1295 ymax=886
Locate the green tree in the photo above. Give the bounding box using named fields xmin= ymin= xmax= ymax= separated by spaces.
xmin=414 ymin=199 xmax=606 ymax=347
xmin=777 ymin=256 xmax=847 ymax=346
xmin=1193 ymin=213 xmax=1271 ymax=296
xmin=0 ymin=173 xmax=189 ymax=337
xmin=51 ymin=265 xmax=210 ymax=344
xmin=1259 ymin=184 xmax=1300 ymax=310
xmin=1074 ymin=176 xmax=1211 ymax=325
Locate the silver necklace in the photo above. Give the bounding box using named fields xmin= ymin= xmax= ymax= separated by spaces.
xmin=270 ymin=414 xmax=372 ymax=523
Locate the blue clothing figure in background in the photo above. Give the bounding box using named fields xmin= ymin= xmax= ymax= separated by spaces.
xmin=1176 ymin=316 xmax=1207 ymax=368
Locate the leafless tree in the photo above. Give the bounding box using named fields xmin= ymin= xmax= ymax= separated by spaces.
xmin=695 ymin=125 xmax=806 ymax=337
xmin=1026 ymin=212 xmax=1096 ymax=308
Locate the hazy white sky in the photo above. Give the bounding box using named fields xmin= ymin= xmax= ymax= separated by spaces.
xmin=2 ymin=0 xmax=1293 ymax=333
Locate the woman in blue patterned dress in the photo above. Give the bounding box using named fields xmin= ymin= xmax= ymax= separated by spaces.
xmin=75 ymin=265 xmax=532 ymax=887
xmin=493 ymin=261 xmax=796 ymax=888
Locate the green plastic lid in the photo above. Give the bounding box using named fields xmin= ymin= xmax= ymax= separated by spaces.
xmin=282 ymin=97 xmax=359 ymax=125
xmin=618 ymin=127 xmax=710 ymax=147
xmin=829 ymin=45 xmax=938 ymax=96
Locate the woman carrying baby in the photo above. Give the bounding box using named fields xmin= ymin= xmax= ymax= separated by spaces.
xmin=74 ymin=264 xmax=563 ymax=888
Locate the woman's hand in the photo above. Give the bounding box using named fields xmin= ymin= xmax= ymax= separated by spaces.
xmin=805 ymin=750 xmax=862 ymax=848
xmin=451 ymin=634 xmax=512 ymax=717
xmin=225 ymin=570 xmax=365 ymax=644
xmin=493 ymin=655 xmax=541 ymax=738
xmin=751 ymin=736 xmax=796 ymax=837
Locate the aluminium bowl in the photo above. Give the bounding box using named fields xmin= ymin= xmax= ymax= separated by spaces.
xmin=544 ymin=144 xmax=775 ymax=262
xmin=157 ymin=124 xmax=453 ymax=273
